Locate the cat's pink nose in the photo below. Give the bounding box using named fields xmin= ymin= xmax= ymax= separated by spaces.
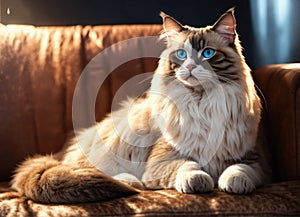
xmin=186 ymin=64 xmax=196 ymax=72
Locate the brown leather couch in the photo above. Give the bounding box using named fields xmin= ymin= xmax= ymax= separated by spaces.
xmin=0 ymin=24 xmax=299 ymax=216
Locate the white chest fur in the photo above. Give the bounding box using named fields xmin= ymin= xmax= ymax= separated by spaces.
xmin=150 ymin=78 xmax=257 ymax=170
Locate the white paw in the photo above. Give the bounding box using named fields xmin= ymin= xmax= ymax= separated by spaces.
xmin=175 ymin=170 xmax=214 ymax=193
xmin=218 ymin=165 xmax=256 ymax=194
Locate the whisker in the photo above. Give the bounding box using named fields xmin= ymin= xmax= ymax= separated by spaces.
xmin=254 ymin=83 xmax=268 ymax=111
xmin=213 ymin=73 xmax=241 ymax=86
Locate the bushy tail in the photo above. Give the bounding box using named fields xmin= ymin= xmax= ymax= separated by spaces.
xmin=11 ymin=155 xmax=138 ymax=204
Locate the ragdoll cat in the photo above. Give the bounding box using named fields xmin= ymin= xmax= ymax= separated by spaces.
xmin=12 ymin=8 xmax=269 ymax=204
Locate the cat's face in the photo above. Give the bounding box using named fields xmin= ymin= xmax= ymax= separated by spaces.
xmin=160 ymin=9 xmax=244 ymax=89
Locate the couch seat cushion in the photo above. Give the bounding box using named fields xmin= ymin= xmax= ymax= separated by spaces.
xmin=0 ymin=181 xmax=299 ymax=217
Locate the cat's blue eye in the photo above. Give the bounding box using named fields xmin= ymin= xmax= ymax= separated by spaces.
xmin=176 ymin=49 xmax=187 ymax=60
xmin=202 ymin=48 xmax=215 ymax=59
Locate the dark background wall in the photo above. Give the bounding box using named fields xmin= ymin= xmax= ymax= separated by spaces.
xmin=1 ymin=0 xmax=299 ymax=69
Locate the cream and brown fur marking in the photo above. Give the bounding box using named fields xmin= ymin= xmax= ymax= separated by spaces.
xmin=12 ymin=9 xmax=270 ymax=204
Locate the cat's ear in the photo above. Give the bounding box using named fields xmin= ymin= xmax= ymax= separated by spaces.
xmin=160 ymin=12 xmax=184 ymax=34
xmin=212 ymin=8 xmax=236 ymax=43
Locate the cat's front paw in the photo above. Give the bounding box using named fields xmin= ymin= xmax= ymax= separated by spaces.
xmin=175 ymin=170 xmax=214 ymax=193
xmin=218 ymin=164 xmax=256 ymax=194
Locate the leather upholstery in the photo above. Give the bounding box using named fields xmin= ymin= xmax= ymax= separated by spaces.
xmin=254 ymin=64 xmax=300 ymax=181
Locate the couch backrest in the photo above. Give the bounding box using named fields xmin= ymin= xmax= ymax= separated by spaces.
xmin=254 ymin=64 xmax=300 ymax=182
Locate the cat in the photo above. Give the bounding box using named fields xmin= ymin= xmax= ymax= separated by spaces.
xmin=11 ymin=8 xmax=270 ymax=204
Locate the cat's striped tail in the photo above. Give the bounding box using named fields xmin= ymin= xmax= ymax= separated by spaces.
xmin=11 ymin=155 xmax=138 ymax=204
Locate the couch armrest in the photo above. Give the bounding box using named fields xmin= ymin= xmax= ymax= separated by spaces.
xmin=253 ymin=64 xmax=300 ymax=181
